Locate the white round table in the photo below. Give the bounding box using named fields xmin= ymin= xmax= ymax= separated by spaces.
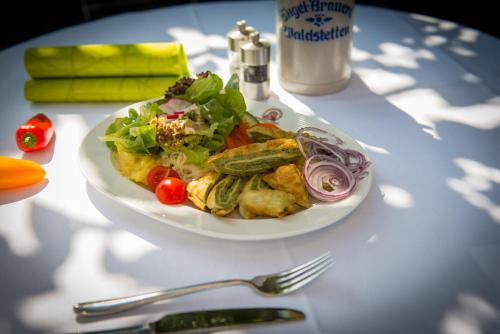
xmin=1 ymin=1 xmax=500 ymax=333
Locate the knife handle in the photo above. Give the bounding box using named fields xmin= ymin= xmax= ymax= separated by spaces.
xmin=74 ymin=279 xmax=247 ymax=317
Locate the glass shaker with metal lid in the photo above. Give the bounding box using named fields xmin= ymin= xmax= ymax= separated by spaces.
xmin=240 ymin=32 xmax=271 ymax=101
xmin=227 ymin=20 xmax=256 ymax=74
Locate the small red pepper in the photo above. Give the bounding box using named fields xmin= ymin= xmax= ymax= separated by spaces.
xmin=16 ymin=113 xmax=54 ymax=152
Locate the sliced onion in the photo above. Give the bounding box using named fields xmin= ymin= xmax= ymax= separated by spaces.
xmin=298 ymin=127 xmax=344 ymax=145
xmin=307 ymin=140 xmax=347 ymax=163
xmin=297 ymin=128 xmax=345 ymax=160
xmin=297 ymin=134 xmax=339 ymax=160
xmin=296 ymin=127 xmax=371 ymax=202
xmin=344 ymin=149 xmax=372 ymax=177
xmin=297 ymin=126 xmax=370 ymax=180
xmin=304 ymin=155 xmax=356 ymax=202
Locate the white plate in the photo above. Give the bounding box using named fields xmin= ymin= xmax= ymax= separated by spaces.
xmin=79 ymin=99 xmax=372 ymax=241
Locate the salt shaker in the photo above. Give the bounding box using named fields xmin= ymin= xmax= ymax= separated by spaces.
xmin=227 ymin=20 xmax=256 ymax=74
xmin=240 ymin=32 xmax=271 ymax=101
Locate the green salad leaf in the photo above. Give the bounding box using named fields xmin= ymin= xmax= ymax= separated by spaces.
xmin=195 ymin=76 xmax=246 ymax=143
xmin=179 ymin=145 xmax=210 ymax=165
xmin=140 ymin=102 xmax=163 ymax=122
xmin=178 ymin=72 xmax=223 ymax=104
xmin=216 ymin=87 xmax=246 ymax=121
xmin=101 ymin=72 xmax=248 ymax=165
xmin=172 ymin=72 xmax=247 ymax=157
xmin=100 ymin=107 xmax=158 ymax=154
xmin=224 ymin=73 xmax=240 ymax=90
xmin=103 ymin=116 xmax=133 ymax=150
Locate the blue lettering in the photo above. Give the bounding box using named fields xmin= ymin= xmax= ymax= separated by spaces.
xmin=280 ymin=8 xmax=288 ymax=22
xmin=282 ymin=24 xmax=350 ymax=42
xmin=305 ymin=1 xmax=353 ymax=18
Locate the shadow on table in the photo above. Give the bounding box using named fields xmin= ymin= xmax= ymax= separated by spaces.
xmin=351 ymin=6 xmax=500 ymax=107
xmin=7 ymin=5 xmax=498 ymax=332
xmin=84 ymin=68 xmax=500 ymax=333
xmin=405 ymin=12 xmax=500 ymax=95
xmin=0 ymin=179 xmax=49 ymax=205
xmin=286 ymin=65 xmax=500 ymax=332
xmin=86 ymin=183 xmax=288 ymax=280
xmin=28 ymin=101 xmax=130 ymax=133
xmin=0 ymin=200 xmax=181 ymax=333
xmin=0 ymin=203 xmax=72 ymax=334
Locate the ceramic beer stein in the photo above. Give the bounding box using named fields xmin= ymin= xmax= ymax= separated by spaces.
xmin=276 ymin=0 xmax=355 ymax=95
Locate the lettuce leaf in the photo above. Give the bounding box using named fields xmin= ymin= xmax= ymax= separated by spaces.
xmin=215 ymin=87 xmax=246 ymax=122
xmin=100 ymin=107 xmax=158 ymax=154
xmin=179 ymin=145 xmax=210 ymax=165
xmin=102 ymin=73 xmax=247 ymax=164
xmin=224 ymin=73 xmax=240 ymax=90
xmin=198 ymin=88 xmax=245 ymax=142
xmin=175 ymin=73 xmax=247 ymax=156
xmin=179 ymin=72 xmax=223 ymax=104
xmin=140 ymin=102 xmax=163 ymax=122
xmin=103 ymin=116 xmax=133 ymax=150
xmin=201 ymin=133 xmax=225 ymax=151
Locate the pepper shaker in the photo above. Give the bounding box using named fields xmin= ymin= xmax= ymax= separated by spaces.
xmin=227 ymin=20 xmax=256 ymax=75
xmin=240 ymin=32 xmax=271 ymax=101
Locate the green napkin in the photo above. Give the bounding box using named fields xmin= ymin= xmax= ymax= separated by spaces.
xmin=24 ymin=43 xmax=190 ymax=78
xmin=24 ymin=77 xmax=180 ymax=102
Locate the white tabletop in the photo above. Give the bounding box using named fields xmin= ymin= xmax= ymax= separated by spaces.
xmin=1 ymin=1 xmax=500 ymax=333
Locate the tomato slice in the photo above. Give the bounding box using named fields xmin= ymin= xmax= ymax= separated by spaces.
xmin=147 ymin=166 xmax=180 ymax=191
xmin=224 ymin=135 xmax=237 ymax=149
xmin=224 ymin=124 xmax=253 ymax=149
xmin=255 ymin=122 xmax=278 ymax=129
xmin=155 ymin=177 xmax=186 ymax=204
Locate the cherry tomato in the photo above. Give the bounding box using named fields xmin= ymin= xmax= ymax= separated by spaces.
xmin=147 ymin=166 xmax=180 ymax=191
xmin=155 ymin=177 xmax=186 ymax=205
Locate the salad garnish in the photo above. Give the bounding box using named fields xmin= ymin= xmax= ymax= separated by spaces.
xmin=101 ymin=71 xmax=246 ymax=166
xmin=100 ymin=72 xmax=372 ymax=218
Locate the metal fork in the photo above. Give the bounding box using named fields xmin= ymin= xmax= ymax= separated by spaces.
xmin=74 ymin=252 xmax=333 ymax=317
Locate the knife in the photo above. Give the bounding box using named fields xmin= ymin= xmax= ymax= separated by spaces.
xmin=79 ymin=307 xmax=305 ymax=333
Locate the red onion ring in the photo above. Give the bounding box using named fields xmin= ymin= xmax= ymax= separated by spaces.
xmin=298 ymin=127 xmax=344 ymax=145
xmin=296 ymin=128 xmax=346 ymax=161
xmin=344 ymin=149 xmax=372 ymax=177
xmin=297 ymin=127 xmax=370 ymax=180
xmin=306 ymin=140 xmax=347 ymax=163
xmin=304 ymin=155 xmax=356 ymax=202
xmin=297 ymin=127 xmax=371 ymax=202
xmin=297 ymin=133 xmax=344 ymax=160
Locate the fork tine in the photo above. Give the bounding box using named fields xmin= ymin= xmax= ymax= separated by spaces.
xmin=275 ymin=252 xmax=332 ymax=279
xmin=276 ymin=258 xmax=334 ymax=294
xmin=275 ymin=253 xmax=333 ymax=283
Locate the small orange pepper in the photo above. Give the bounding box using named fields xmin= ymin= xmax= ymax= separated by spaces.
xmin=0 ymin=156 xmax=46 ymax=189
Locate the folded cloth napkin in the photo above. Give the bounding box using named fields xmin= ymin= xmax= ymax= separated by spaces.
xmin=23 ymin=43 xmax=189 ymax=102
xmin=24 ymin=43 xmax=189 ymax=78
xmin=24 ymin=77 xmax=180 ymax=102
